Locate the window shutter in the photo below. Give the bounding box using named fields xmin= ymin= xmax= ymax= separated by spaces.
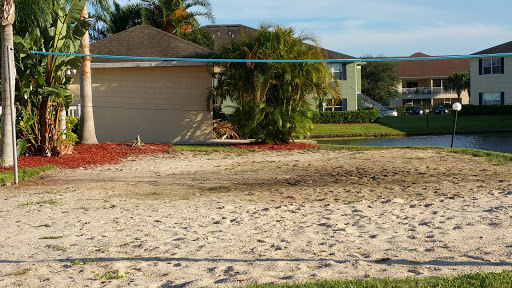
xmin=342 ymin=64 xmax=347 ymax=81
xmin=501 ymin=92 xmax=505 ymax=105
xmin=479 ymin=59 xmax=483 ymax=75
xmin=501 ymin=57 xmax=505 ymax=74
xmin=479 ymin=93 xmax=483 ymax=105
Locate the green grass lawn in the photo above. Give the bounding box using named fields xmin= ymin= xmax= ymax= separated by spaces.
xmin=245 ymin=270 xmax=512 ymax=288
xmin=311 ymin=115 xmax=512 ymax=137
xmin=310 ymin=123 xmax=404 ymax=138
xmin=0 ymin=165 xmax=57 ymax=184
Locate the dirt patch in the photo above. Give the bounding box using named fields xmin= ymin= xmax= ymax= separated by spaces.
xmin=28 ymin=148 xmax=509 ymax=204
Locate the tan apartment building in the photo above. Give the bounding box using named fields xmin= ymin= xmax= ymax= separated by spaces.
xmin=69 ymin=25 xmax=214 ymax=143
xmin=389 ymin=52 xmax=470 ymax=106
xmin=470 ymin=41 xmax=511 ymax=105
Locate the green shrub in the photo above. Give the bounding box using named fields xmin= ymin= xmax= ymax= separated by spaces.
xmin=229 ymin=100 xmax=314 ymax=143
xmin=458 ymin=104 xmax=512 ymax=116
xmin=311 ymin=109 xmax=380 ymax=124
xmin=65 ymin=116 xmax=79 ymax=144
xmin=395 ymin=106 xmax=407 ymax=116
xmin=213 ymin=105 xmax=228 ymax=121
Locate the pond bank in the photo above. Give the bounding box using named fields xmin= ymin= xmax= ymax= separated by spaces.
xmin=311 ymin=115 xmax=512 ymax=138
xmin=316 ymin=133 xmax=512 ymax=154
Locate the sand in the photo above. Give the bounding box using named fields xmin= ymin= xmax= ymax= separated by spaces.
xmin=0 ymin=148 xmax=511 ymax=287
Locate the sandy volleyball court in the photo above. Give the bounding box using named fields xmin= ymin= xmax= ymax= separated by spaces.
xmin=0 ymin=148 xmax=511 ymax=287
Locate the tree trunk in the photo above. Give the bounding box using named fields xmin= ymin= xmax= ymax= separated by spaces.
xmin=1 ymin=0 xmax=15 ymax=167
xmin=79 ymin=5 xmax=98 ymax=144
xmin=58 ymin=108 xmax=67 ymax=139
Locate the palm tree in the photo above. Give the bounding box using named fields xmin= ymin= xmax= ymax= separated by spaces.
xmin=91 ymin=1 xmax=143 ymax=41
xmin=142 ymin=0 xmax=215 ymax=36
xmin=211 ymin=24 xmax=338 ymax=143
xmin=445 ymin=72 xmax=470 ymax=103
xmin=13 ymin=0 xmax=52 ymax=35
xmin=1 ymin=0 xmax=16 ymax=167
xmin=79 ymin=0 xmax=111 ymax=144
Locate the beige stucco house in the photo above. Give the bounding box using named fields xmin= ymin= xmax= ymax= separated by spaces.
xmin=389 ymin=52 xmax=470 ymax=106
xmin=69 ymin=25 xmax=214 ymax=143
xmin=470 ymin=41 xmax=511 ymax=105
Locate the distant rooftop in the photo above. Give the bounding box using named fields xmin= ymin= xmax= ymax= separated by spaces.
xmin=473 ymin=40 xmax=512 ymax=55
xmin=204 ymin=24 xmax=258 ymax=48
xmin=394 ymin=52 xmax=469 ymax=78
xmin=204 ymin=24 xmax=355 ymax=60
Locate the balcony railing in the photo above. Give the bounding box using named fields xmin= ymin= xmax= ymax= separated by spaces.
xmin=401 ymin=87 xmax=453 ymax=97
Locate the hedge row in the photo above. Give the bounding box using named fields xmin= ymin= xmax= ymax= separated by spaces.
xmin=458 ymin=104 xmax=512 ymax=116
xmin=311 ymin=109 xmax=380 ymax=124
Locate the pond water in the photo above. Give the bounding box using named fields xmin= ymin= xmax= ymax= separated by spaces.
xmin=317 ymin=133 xmax=512 ymax=154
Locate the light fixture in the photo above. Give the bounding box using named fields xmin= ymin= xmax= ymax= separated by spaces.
xmin=65 ymin=67 xmax=77 ymax=76
xmin=451 ymin=102 xmax=462 ymax=148
xmin=452 ymin=102 xmax=462 ymax=112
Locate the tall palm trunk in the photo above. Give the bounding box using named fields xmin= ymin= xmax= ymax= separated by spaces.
xmin=79 ymin=5 xmax=98 ymax=144
xmin=1 ymin=0 xmax=16 ymax=167
xmin=38 ymin=96 xmax=51 ymax=156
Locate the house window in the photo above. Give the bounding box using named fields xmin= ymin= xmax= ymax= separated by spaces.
xmin=323 ymin=98 xmax=343 ymax=111
xmin=432 ymin=79 xmax=442 ymax=87
xmin=328 ymin=63 xmax=344 ymax=80
xmin=406 ymin=82 xmax=418 ymax=88
xmin=481 ymin=92 xmax=502 ymax=105
xmin=481 ymin=57 xmax=504 ymax=75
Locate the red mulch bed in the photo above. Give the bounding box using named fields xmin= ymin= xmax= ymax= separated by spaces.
xmin=230 ymin=142 xmax=319 ymax=151
xmin=0 ymin=142 xmax=318 ymax=172
xmin=0 ymin=143 xmax=171 ymax=171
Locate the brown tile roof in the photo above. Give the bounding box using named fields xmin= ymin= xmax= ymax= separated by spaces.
xmin=473 ymin=40 xmax=512 ymax=55
xmin=204 ymin=24 xmax=355 ymax=59
xmin=321 ymin=48 xmax=355 ymax=60
xmin=394 ymin=53 xmax=469 ymax=78
xmin=204 ymin=24 xmax=258 ymax=48
xmin=90 ymin=25 xmax=212 ymax=63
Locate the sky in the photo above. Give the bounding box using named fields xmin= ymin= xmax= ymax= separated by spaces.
xmin=116 ymin=0 xmax=512 ymax=57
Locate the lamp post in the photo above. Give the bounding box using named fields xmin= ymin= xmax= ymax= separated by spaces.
xmin=451 ymin=102 xmax=462 ymax=148
xmin=425 ymin=109 xmax=430 ymax=129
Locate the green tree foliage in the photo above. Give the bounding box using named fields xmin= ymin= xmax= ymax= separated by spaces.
xmin=361 ymin=56 xmax=401 ymax=105
xmin=12 ymin=0 xmax=52 ymax=36
xmin=181 ymin=26 xmax=214 ymax=51
xmin=141 ymin=0 xmax=215 ymax=49
xmin=90 ymin=0 xmax=143 ymax=41
xmin=211 ymin=24 xmax=339 ymax=143
xmin=445 ymin=71 xmax=470 ymax=102
xmin=14 ymin=0 xmax=89 ymax=156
